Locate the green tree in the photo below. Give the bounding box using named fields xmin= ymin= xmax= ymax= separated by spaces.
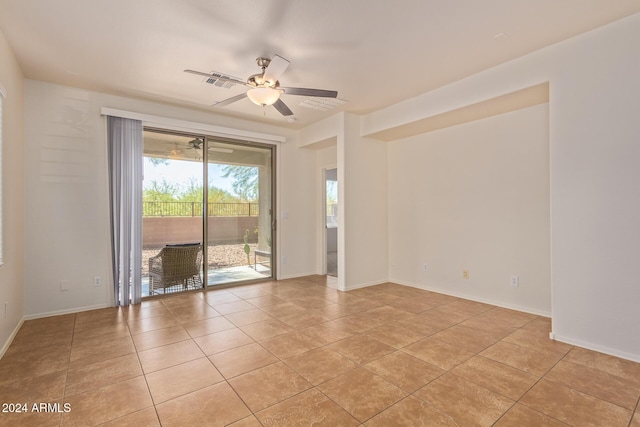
xmin=221 ymin=165 xmax=259 ymax=201
xmin=143 ymin=179 xmax=179 ymax=201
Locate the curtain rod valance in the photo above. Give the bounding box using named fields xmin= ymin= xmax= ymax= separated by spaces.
xmin=101 ymin=107 xmax=285 ymax=144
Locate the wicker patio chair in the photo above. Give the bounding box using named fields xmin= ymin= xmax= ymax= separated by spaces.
xmin=148 ymin=243 xmax=203 ymax=294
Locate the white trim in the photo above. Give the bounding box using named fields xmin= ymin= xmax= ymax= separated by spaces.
xmin=388 ymin=277 xmax=552 ymax=317
xmin=552 ymin=333 xmax=640 ymax=364
xmin=23 ymin=303 xmax=111 ymax=321
xmin=0 ymin=83 xmax=6 ymax=98
xmin=343 ymin=279 xmax=389 ymax=292
xmin=0 ymin=317 xmax=24 ymax=359
xmin=100 ymin=107 xmax=285 ymax=144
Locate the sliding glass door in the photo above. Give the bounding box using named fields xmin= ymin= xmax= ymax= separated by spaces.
xmin=141 ymin=130 xmax=274 ymax=297
xmin=206 ymin=139 xmax=274 ymax=286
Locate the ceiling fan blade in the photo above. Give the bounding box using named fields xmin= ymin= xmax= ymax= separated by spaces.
xmin=263 ymin=55 xmax=290 ymax=85
xmin=280 ymin=87 xmax=338 ymax=98
xmin=272 ymin=98 xmax=293 ymax=116
xmin=184 ymin=69 xmax=248 ymax=87
xmin=212 ymin=93 xmax=247 ymax=107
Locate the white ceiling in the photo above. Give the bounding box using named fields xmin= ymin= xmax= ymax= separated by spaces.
xmin=1 ymin=0 xmax=639 ymax=128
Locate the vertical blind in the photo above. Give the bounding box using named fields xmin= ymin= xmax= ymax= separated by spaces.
xmin=107 ymin=116 xmax=143 ymax=306
xmin=0 ymin=87 xmax=4 ymax=266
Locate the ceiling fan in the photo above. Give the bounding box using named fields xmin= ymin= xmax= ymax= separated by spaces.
xmin=185 ymin=55 xmax=338 ymax=116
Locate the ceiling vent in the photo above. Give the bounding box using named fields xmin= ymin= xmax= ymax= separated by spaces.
xmin=202 ymin=71 xmax=241 ymax=89
xmin=299 ymin=97 xmax=347 ymax=111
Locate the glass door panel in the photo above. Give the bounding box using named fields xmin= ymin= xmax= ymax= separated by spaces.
xmin=206 ymin=139 xmax=274 ymax=286
xmin=142 ymin=131 xmax=204 ymax=296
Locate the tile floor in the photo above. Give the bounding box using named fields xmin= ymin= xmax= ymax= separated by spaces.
xmin=1 ymin=276 xmax=639 ymax=426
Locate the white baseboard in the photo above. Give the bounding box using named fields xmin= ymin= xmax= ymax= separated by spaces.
xmin=0 ymin=317 xmax=25 ymax=359
xmin=388 ymin=277 xmax=551 ymax=317
xmin=552 ymin=333 xmax=640 ymax=364
xmin=24 ymin=303 xmax=111 ymax=321
xmin=277 ymin=271 xmax=318 ymax=281
xmin=342 ymin=278 xmax=389 ymax=292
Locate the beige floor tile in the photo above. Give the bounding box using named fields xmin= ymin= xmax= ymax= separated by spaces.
xmin=365 ymin=321 xmax=428 ymax=348
xmin=244 ymin=294 xmax=286 ymax=308
xmin=299 ymin=321 xmax=355 ymax=344
xmin=209 ymin=342 xmax=279 ymax=378
xmin=365 ymin=396 xmax=460 ymax=426
xmin=240 ymin=319 xmax=294 ymax=341
xmin=69 ymin=336 xmax=135 ymax=369
xmin=563 ymin=347 xmax=640 ymax=387
xmin=229 ymin=362 xmax=312 ymax=412
xmin=99 ymin=407 xmax=160 ymax=427
xmin=182 ymin=316 xmax=236 ymax=338
xmin=0 ymin=345 xmax=70 ymax=385
xmin=224 ymin=308 xmax=273 ymax=326
xmin=71 ymin=322 xmax=131 ymax=342
xmin=520 ymin=379 xmax=632 ymax=427
xmin=0 ymin=370 xmax=66 ymax=402
xmin=332 ymin=312 xmax=387 ymax=333
xmin=212 ymin=300 xmax=256 ymax=315
xmin=61 ymin=376 xmax=152 ymax=426
xmin=65 ymin=353 xmax=142 ymax=396
xmin=545 ymin=360 xmax=640 ymax=409
xmin=200 ymin=291 xmax=242 ymax=305
xmin=279 ymin=310 xmax=330 ymax=329
xmin=329 ymin=335 xmax=395 ymax=365
xmin=414 ymin=373 xmax=514 ymax=427
xmin=256 ymin=388 xmax=359 ymax=426
xmin=172 ymin=306 xmax=221 ymax=324
xmin=0 ymin=402 xmax=62 ymax=427
xmin=365 ymin=351 xmax=445 ymax=393
xmin=5 ymin=278 xmax=640 ymax=427
xmin=284 ymin=347 xmax=358 ymax=385
xmin=394 ymin=314 xmax=450 ymax=336
xmin=450 ymin=356 xmax=538 ymax=400
xmin=403 ymin=336 xmax=475 ymax=370
xmin=138 ymin=339 xmax=204 ymax=373
xmin=480 ymin=340 xmax=563 ymax=377
xmin=127 ymin=314 xmax=179 ymax=334
xmin=228 ymin=415 xmax=263 ymax=427
xmin=432 ymin=325 xmax=503 ymax=353
xmin=156 ymin=382 xmax=251 ymax=426
xmin=260 ymin=331 xmax=322 ymax=359
xmin=194 ymin=327 xmax=254 ymax=355
xmin=493 ymin=404 xmax=570 ymax=427
xmin=132 ymin=325 xmax=191 ymax=351
xmin=146 ymin=357 xmax=224 ymax=403
xmin=259 ymin=302 xmax=308 ymax=318
xmin=318 ymin=367 xmax=406 ymax=422
xmin=502 ymin=328 xmax=573 ymax=356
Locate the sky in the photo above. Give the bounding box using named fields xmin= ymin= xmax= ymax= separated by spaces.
xmin=143 ymin=158 xmax=236 ymax=195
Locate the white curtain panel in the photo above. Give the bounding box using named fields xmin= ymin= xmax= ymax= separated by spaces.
xmin=107 ymin=116 xmax=143 ymax=306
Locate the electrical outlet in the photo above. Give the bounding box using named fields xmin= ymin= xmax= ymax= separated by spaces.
xmin=463 ymin=269 xmax=469 ymax=279
xmin=94 ymin=276 xmax=102 ymax=287
xmin=510 ymin=275 xmax=519 ymax=287
xmin=281 ymin=255 xmax=287 ymax=265
xmin=60 ymin=280 xmax=70 ymax=291
xmin=423 ymin=263 xmax=429 ymax=272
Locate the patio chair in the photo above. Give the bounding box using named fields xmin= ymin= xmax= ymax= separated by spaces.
xmin=149 ymin=243 xmax=203 ymax=294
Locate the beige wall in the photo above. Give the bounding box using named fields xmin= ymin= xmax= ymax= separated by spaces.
xmin=388 ymin=104 xmax=550 ymax=314
xmin=0 ymin=30 xmax=25 ymax=355
xmin=143 ymin=216 xmax=259 ymax=247
xmin=22 ymin=80 xmax=313 ymax=317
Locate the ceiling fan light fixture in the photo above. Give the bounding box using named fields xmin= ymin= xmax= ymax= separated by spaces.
xmin=247 ymin=87 xmax=281 ymax=106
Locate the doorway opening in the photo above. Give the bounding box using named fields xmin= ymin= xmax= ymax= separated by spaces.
xmin=325 ymin=168 xmax=338 ymax=277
